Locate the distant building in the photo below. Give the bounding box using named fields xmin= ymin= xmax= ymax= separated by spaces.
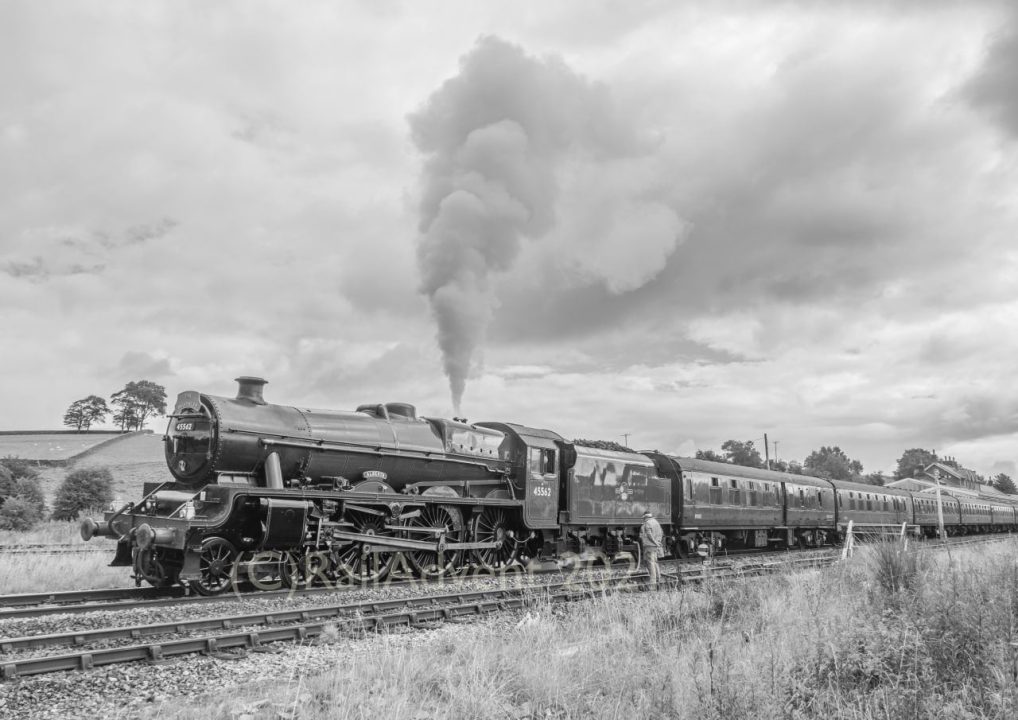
xmin=886 ymin=459 xmax=1008 ymax=500
xmin=922 ymin=461 xmax=981 ymax=492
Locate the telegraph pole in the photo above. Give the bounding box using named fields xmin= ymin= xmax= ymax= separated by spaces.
xmin=764 ymin=433 xmax=770 ymax=470
xmin=622 ymin=433 xmax=631 ymax=447
xmin=935 ymin=468 xmax=946 ymax=542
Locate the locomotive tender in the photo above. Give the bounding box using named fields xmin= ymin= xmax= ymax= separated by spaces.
xmin=81 ymin=378 xmax=1018 ymax=594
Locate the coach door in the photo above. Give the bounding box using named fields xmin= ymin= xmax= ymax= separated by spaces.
xmin=525 ymin=441 xmax=560 ymax=529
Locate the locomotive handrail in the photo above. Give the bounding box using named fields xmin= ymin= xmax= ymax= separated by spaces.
xmin=169 ymin=489 xmax=207 ymax=519
xmin=258 ymin=437 xmax=505 ymax=471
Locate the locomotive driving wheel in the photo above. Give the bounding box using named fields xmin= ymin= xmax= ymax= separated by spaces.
xmin=405 ymin=504 xmax=464 ymax=579
xmin=333 ymin=510 xmax=396 ymax=584
xmin=279 ymin=550 xmax=331 ymax=589
xmin=470 ymin=508 xmax=520 ymax=572
xmin=190 ymin=536 xmax=238 ymax=596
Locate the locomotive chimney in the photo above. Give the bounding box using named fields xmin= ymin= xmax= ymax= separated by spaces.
xmin=235 ymin=376 xmax=268 ymax=405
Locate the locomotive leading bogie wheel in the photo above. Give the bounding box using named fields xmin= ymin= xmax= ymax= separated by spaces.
xmin=190 ymin=536 xmax=238 ymax=596
xmin=133 ymin=547 xmax=180 ymax=588
xmin=470 ymin=508 xmax=520 ymax=572
xmin=333 ymin=511 xmax=396 ymax=584
xmin=405 ymin=504 xmax=464 ymax=579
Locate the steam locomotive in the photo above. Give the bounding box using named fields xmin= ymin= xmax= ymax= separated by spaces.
xmin=80 ymin=378 xmax=1018 ymax=594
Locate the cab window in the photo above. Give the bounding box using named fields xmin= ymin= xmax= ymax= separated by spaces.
xmin=528 ymin=448 xmax=556 ymax=477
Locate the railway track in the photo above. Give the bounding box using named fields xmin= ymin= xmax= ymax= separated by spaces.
xmin=0 ymin=550 xmax=851 ymax=680
xmin=1 ymin=533 xmax=996 ymax=619
xmin=0 ymin=573 xmax=664 ymax=679
xmin=0 ymin=543 xmax=103 ymax=555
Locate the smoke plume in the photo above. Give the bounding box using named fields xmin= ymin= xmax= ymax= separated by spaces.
xmin=410 ymin=36 xmax=681 ymax=412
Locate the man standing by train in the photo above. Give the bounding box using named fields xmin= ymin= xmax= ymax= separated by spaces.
xmin=641 ymin=510 xmax=663 ymax=588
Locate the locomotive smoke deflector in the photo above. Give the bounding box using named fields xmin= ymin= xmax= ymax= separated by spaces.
xmin=235 ymin=376 xmax=268 ymax=404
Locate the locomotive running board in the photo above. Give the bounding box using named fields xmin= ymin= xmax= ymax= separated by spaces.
xmin=330 ymin=530 xmax=503 ymax=553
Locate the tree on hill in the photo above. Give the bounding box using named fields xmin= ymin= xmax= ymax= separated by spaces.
xmin=993 ymin=473 xmax=1017 ymax=495
xmin=894 ymin=448 xmax=938 ymax=480
xmin=63 ymin=395 xmax=110 ymax=431
xmin=803 ymin=446 xmax=863 ymax=481
xmin=51 ymin=467 xmax=114 ymax=521
xmin=695 ymin=449 xmax=727 ymax=463
xmin=110 ymin=380 xmax=167 ymax=431
xmin=861 ymin=472 xmax=886 ymax=486
xmin=721 ymin=440 xmax=764 ymax=468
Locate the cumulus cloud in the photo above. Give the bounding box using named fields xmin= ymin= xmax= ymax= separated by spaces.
xmin=966 ymin=8 xmax=1018 ymax=137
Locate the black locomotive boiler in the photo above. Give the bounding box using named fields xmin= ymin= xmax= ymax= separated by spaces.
xmin=81 ymin=377 xmax=1018 ymax=594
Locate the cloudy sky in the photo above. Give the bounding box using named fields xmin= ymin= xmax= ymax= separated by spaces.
xmin=2 ymin=1 xmax=1017 ymax=477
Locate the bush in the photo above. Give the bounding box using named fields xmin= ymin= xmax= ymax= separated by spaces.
xmin=0 ymin=455 xmax=41 ymax=483
xmin=0 ymin=464 xmax=12 ymax=496
xmin=9 ymin=478 xmax=46 ymax=517
xmin=0 ymin=496 xmax=44 ymax=531
xmin=0 ymin=461 xmax=47 ymax=526
xmin=869 ymin=540 xmax=922 ymax=600
xmin=51 ymin=467 xmax=114 ymax=521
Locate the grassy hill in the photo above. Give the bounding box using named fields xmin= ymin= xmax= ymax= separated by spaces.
xmin=6 ymin=432 xmax=169 ymax=504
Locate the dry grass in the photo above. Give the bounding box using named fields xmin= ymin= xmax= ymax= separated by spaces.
xmin=0 ymin=520 xmax=126 ymax=593
xmin=0 ymin=549 xmax=126 ymax=594
xmin=143 ymin=539 xmax=1018 ymax=720
xmin=0 ymin=519 xmax=86 ymax=545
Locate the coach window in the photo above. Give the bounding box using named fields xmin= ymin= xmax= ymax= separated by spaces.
xmin=817 ymin=490 xmax=823 ymax=509
xmin=749 ymin=481 xmax=758 ymax=507
xmin=798 ymin=488 xmax=805 ymax=508
xmin=838 ymin=493 xmax=843 ymax=508
xmin=730 ymin=478 xmax=740 ymax=505
xmin=710 ymin=477 xmax=721 ymax=505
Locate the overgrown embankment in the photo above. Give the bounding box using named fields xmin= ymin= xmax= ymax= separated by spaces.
xmin=145 ymin=539 xmax=1018 ymax=720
